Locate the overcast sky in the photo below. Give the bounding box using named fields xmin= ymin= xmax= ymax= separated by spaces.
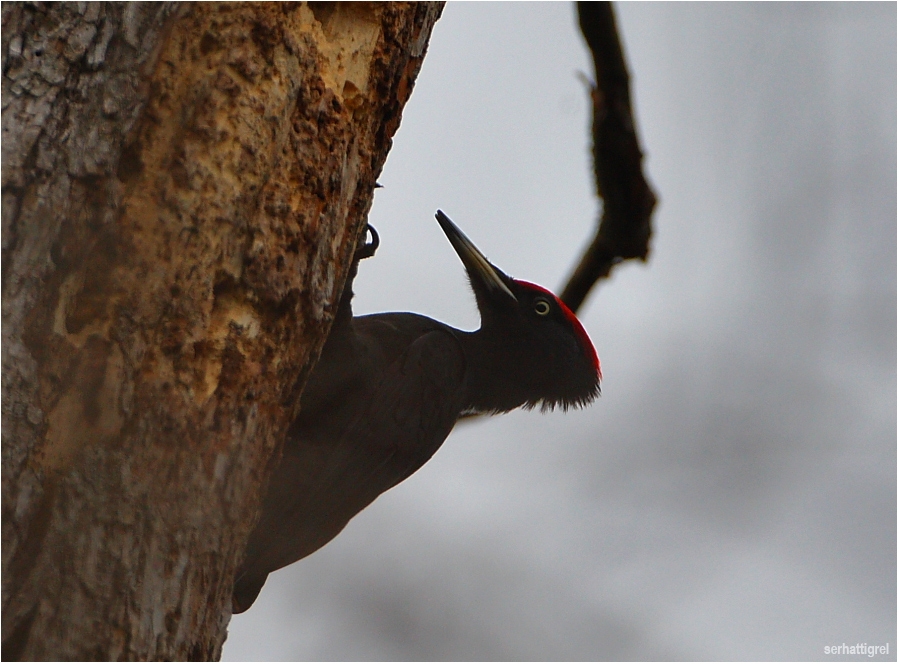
xmin=224 ymin=3 xmax=896 ymax=660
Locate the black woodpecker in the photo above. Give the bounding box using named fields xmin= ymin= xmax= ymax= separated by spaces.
xmin=232 ymin=211 xmax=601 ymax=612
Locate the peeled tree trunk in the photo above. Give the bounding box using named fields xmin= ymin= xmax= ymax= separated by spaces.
xmin=1 ymin=2 xmax=442 ymax=659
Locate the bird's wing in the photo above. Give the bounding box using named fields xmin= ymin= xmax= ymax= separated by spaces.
xmin=233 ymin=329 xmax=466 ymax=612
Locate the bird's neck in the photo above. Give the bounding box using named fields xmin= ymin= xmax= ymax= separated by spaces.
xmin=459 ymin=328 xmax=532 ymax=414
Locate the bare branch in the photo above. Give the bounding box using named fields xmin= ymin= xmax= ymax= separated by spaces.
xmin=560 ymin=1 xmax=657 ymax=313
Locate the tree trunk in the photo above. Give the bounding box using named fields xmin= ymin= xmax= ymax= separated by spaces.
xmin=1 ymin=2 xmax=442 ymax=659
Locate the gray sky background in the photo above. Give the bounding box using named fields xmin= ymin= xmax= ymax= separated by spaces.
xmin=224 ymin=3 xmax=896 ymax=660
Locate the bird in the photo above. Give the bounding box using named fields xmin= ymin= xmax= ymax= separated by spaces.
xmin=231 ymin=211 xmax=601 ymax=613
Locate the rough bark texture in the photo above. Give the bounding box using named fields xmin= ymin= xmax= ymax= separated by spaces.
xmin=1 ymin=2 xmax=442 ymax=659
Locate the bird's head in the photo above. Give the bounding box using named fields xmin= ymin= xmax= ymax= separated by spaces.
xmin=436 ymin=211 xmax=601 ymax=412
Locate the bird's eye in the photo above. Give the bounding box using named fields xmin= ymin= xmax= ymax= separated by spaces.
xmin=534 ymin=298 xmax=551 ymax=316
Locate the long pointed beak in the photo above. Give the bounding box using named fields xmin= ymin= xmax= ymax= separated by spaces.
xmin=435 ymin=210 xmax=517 ymax=302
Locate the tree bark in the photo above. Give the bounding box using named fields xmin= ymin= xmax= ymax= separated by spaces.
xmin=1 ymin=2 xmax=442 ymax=659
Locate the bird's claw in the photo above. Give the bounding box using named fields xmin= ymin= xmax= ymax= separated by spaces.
xmin=355 ymin=224 xmax=380 ymax=261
